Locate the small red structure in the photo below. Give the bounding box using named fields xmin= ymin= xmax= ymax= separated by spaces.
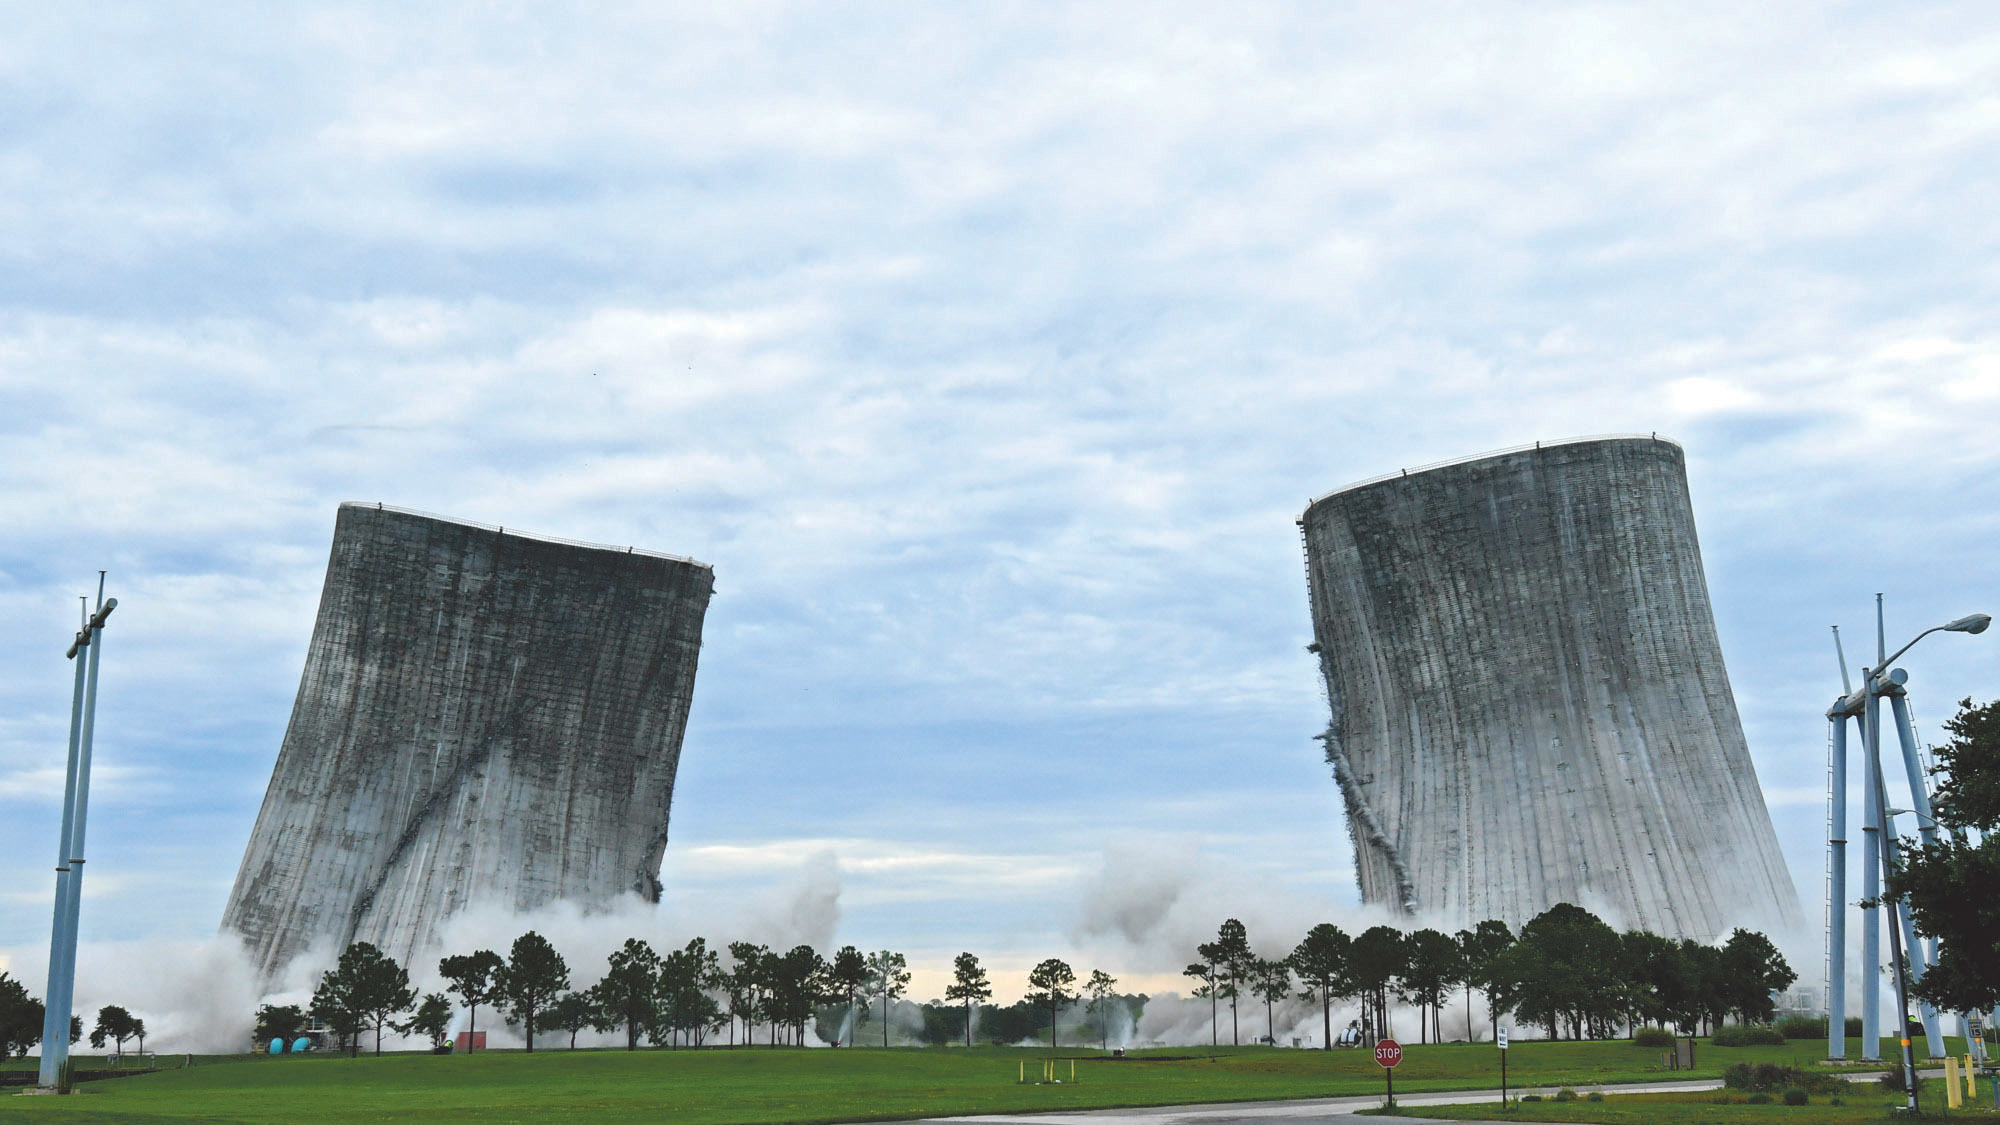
xmin=453 ymin=1031 xmax=488 ymax=1053
xmin=1375 ymin=1037 xmax=1405 ymax=1107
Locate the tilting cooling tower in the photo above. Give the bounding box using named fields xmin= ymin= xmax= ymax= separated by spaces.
xmin=1299 ymin=436 xmax=1799 ymax=939
xmin=223 ymin=503 xmax=712 ymax=978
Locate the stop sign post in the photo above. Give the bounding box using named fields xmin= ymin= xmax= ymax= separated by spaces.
xmin=1376 ymin=1038 xmax=1402 ymax=1106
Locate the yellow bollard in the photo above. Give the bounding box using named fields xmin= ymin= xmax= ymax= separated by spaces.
xmin=1947 ymin=1057 xmax=1963 ymax=1108
xmin=1071 ymin=1059 xmax=1076 ymax=1083
xmin=1970 ymin=1054 xmax=1980 ymax=1101
xmin=1019 ymin=1060 xmax=1024 ymax=1084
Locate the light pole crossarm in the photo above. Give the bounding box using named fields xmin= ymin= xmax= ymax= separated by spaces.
xmin=1874 ymin=614 xmax=1991 ymax=677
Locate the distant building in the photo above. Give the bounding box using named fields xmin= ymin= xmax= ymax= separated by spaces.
xmin=1299 ymin=436 xmax=1800 ymax=939
xmin=1775 ymin=985 xmax=1826 ymax=1017
xmin=222 ymin=503 xmax=713 ymax=978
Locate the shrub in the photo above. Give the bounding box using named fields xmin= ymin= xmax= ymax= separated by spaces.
xmin=1522 ymin=1094 xmax=1543 ymax=1103
xmin=1711 ymin=1095 xmax=1732 ymax=1105
xmin=1586 ymin=1092 xmax=1604 ymax=1102
xmin=1774 ymin=1015 xmax=1824 ymax=1039
xmin=1746 ymin=1093 xmax=1772 ymax=1105
xmin=1723 ymin=1062 xmax=1841 ymax=1095
xmin=1713 ymin=1024 xmax=1785 ymax=1046
xmin=1634 ymin=1026 xmax=1676 ymax=1048
xmin=1879 ymin=1066 xmax=1908 ymax=1093
xmin=1783 ymin=1088 xmax=1809 ymax=1106
xmin=1831 ymin=1096 xmax=1844 ymax=1106
xmin=1553 ymin=1088 xmax=1578 ymax=1102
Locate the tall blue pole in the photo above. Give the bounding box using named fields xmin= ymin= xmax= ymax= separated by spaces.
xmin=1881 ymin=677 xmax=1944 ymax=1056
xmin=39 ymin=592 xmax=112 ymax=1092
xmin=1869 ymin=674 xmax=1923 ymax=1109
xmin=1827 ymin=600 xmax=1992 ymax=1073
xmin=36 ymin=617 xmax=91 ymax=1089
xmin=1873 ymin=749 xmax=1944 ymax=1057
xmin=1886 ymin=684 xmax=1942 ymax=952
xmin=1826 ymin=709 xmax=1848 ymax=1060
xmin=1860 ymin=689 xmax=1882 ymax=1060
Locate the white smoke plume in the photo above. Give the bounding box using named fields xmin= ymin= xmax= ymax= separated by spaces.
xmin=0 ymin=934 xmax=264 ymax=1054
xmin=0 ymin=849 xmax=846 ymax=1055
xmin=1070 ymin=837 xmax=1409 ymax=982
xmin=2 ymin=835 xmax=1819 ymax=1054
xmin=1063 ymin=838 xmax=1741 ymax=1047
xmin=403 ymin=848 xmax=848 ymax=1051
xmin=842 ymin=997 xmax=927 ymax=1047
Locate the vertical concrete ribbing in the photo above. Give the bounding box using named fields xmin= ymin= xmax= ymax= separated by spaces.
xmin=1301 ymin=438 xmax=1800 ymax=939
xmin=222 ymin=504 xmax=713 ymax=979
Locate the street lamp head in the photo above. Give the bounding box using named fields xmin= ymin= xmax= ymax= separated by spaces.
xmin=1945 ymin=613 xmax=1992 ymax=635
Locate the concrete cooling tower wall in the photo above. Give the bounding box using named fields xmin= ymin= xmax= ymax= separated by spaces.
xmin=1299 ymin=436 xmax=1800 ymax=940
xmin=223 ymin=503 xmax=713 ymax=979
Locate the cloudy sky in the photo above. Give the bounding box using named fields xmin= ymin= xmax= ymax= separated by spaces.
xmin=3 ymin=3 xmax=1998 ymax=1015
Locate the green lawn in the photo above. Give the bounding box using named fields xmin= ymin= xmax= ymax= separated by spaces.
xmin=0 ymin=1039 xmax=1950 ymax=1125
xmin=1396 ymin=1078 xmax=1995 ymax=1121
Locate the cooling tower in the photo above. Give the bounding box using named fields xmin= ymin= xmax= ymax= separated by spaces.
xmin=1300 ymin=436 xmax=1799 ymax=939
xmin=223 ymin=503 xmax=712 ymax=978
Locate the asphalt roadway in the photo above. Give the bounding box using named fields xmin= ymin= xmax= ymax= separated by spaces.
xmin=887 ymin=1069 xmax=1928 ymax=1125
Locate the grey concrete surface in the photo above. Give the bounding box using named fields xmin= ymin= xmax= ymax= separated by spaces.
xmin=891 ymin=1079 xmax=1679 ymax=1124
xmin=888 ymin=1069 xmax=1913 ymax=1125
xmin=1299 ymin=436 xmax=1800 ymax=938
xmin=222 ymin=503 xmax=713 ymax=979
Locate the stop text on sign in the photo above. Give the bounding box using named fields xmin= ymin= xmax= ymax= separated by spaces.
xmin=1375 ymin=1039 xmax=1403 ymax=1068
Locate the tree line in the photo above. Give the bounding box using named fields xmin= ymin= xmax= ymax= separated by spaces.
xmin=264 ymin=932 xmax=1134 ymax=1055
xmin=1184 ymin=902 xmax=1795 ymax=1051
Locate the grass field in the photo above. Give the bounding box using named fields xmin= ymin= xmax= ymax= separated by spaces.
xmin=1396 ymin=1077 xmax=1997 ymax=1121
xmin=0 ymin=1039 xmax=1956 ymax=1125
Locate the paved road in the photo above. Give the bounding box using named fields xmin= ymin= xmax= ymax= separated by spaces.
xmin=889 ymin=1079 xmax=1723 ymax=1125
xmin=884 ymin=1070 xmax=1923 ymax=1125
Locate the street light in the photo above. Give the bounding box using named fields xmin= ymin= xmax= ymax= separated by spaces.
xmin=1865 ymin=602 xmax=1988 ymax=1114
xmin=1873 ymin=612 xmax=1992 ymax=674
xmin=1825 ymin=601 xmax=1990 ymax=1100
xmin=38 ymin=580 xmax=115 ymax=1093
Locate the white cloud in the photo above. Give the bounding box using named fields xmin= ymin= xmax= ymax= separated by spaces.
xmin=0 ymin=5 xmax=1996 ymax=1037
xmin=0 ymin=763 xmax=159 ymax=802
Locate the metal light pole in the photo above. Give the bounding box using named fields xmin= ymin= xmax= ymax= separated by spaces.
xmin=1870 ymin=728 xmax=1921 ymax=1115
xmin=1824 ymin=632 xmax=1850 ymax=1060
xmin=1822 ymin=597 xmax=1989 ymax=1095
xmin=37 ymin=577 xmax=115 ymax=1093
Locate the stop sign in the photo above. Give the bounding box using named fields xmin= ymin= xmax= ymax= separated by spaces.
xmin=1375 ymin=1038 xmax=1403 ymax=1068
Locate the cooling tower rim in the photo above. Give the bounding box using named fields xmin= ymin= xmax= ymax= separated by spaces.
xmin=338 ymin=500 xmax=713 ymax=571
xmin=1301 ymin=432 xmax=1683 ymax=515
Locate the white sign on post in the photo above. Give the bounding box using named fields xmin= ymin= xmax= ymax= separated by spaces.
xmin=1497 ymin=1026 xmax=1509 ymax=1050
